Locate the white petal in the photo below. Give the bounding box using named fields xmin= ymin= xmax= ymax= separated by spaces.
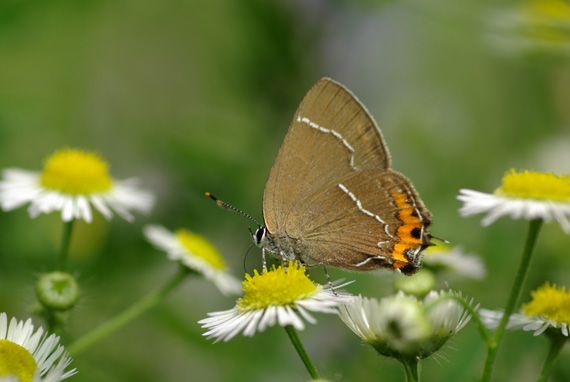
xmin=242 ymin=310 xmax=264 ymax=337
xmin=61 ymin=197 xmax=75 ymax=222
xmin=90 ymin=195 xmax=113 ymax=220
xmin=75 ymin=195 xmax=92 ymax=223
xmin=258 ymin=305 xmax=277 ymax=332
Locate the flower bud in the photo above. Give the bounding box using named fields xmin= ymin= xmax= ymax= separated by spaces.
xmin=36 ymin=271 xmax=80 ymax=311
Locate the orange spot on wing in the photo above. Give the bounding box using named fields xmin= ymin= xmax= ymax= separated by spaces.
xmin=391 ymin=242 xmax=417 ymax=265
xmin=393 ymin=261 xmax=407 ymax=269
xmin=392 ymin=193 xmax=424 ymax=244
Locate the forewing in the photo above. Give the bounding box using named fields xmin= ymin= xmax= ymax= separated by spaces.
xmin=263 ymin=78 xmax=390 ymax=234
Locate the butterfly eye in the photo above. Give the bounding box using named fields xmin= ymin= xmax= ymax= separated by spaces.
xmin=254 ymin=227 xmax=267 ymax=246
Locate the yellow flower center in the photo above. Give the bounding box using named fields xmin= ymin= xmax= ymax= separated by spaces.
xmin=520 ymin=0 xmax=570 ymax=43
xmin=522 ymin=0 xmax=570 ymax=20
xmin=494 ymin=169 xmax=570 ymax=201
xmin=522 ymin=282 xmax=570 ymax=324
xmin=0 ymin=339 xmax=37 ymax=382
xmin=175 ymin=229 xmax=226 ymax=270
xmin=40 ymin=148 xmax=113 ymax=194
xmin=238 ymin=262 xmax=319 ymax=310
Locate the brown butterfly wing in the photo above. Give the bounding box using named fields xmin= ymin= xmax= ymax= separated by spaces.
xmin=263 ymin=78 xmax=390 ymax=231
xmin=262 ymin=78 xmax=432 ymax=273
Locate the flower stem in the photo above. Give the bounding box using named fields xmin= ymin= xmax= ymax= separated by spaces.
xmin=59 ymin=220 xmax=74 ymax=271
xmin=284 ymin=325 xmax=321 ymax=379
xmin=482 ymin=219 xmax=543 ymax=382
xmin=68 ymin=265 xmax=192 ymax=355
xmin=537 ymin=334 xmax=567 ymax=382
xmin=401 ymin=356 xmax=420 ymax=382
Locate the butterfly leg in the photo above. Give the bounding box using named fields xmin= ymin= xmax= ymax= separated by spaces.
xmin=304 ymin=262 xmax=339 ymax=296
xmin=280 ymin=250 xmax=288 ymax=273
xmin=320 ymin=265 xmax=338 ymax=297
xmin=261 ymin=247 xmax=267 ymax=273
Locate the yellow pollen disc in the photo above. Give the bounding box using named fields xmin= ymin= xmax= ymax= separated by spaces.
xmin=40 ymin=148 xmax=113 ymax=194
xmin=494 ymin=169 xmax=570 ymax=201
xmin=175 ymin=229 xmax=226 ymax=270
xmin=522 ymin=0 xmax=570 ymax=20
xmin=522 ymin=282 xmax=570 ymax=324
xmin=0 ymin=339 xmax=37 ymax=382
xmin=238 ymin=262 xmax=319 ymax=310
xmin=520 ymin=0 xmax=570 ymax=43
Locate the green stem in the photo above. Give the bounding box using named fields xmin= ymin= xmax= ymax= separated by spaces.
xmin=59 ymin=220 xmax=74 ymax=271
xmin=537 ymin=335 xmax=567 ymax=382
xmin=284 ymin=325 xmax=321 ymax=379
xmin=44 ymin=309 xmax=61 ymax=335
xmin=400 ymin=356 xmax=420 ymax=382
xmin=482 ymin=219 xmax=543 ymax=382
xmin=68 ymin=266 xmax=192 ymax=355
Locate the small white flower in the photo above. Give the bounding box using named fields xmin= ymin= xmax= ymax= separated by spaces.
xmin=144 ymin=225 xmax=242 ymax=296
xmin=0 ymin=312 xmax=76 ymax=382
xmin=480 ymin=282 xmax=570 ymax=337
xmin=338 ymin=291 xmax=474 ymax=359
xmin=422 ymin=245 xmax=486 ymax=280
xmin=199 ymin=262 xmax=354 ymax=343
xmin=458 ymin=169 xmax=570 ymax=233
xmin=0 ymin=148 xmax=154 ymax=223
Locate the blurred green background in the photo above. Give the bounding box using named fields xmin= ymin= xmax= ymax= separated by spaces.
xmin=1 ymin=0 xmax=569 ymax=381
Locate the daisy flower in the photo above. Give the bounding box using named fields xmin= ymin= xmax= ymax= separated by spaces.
xmin=199 ymin=261 xmax=354 ymax=343
xmin=0 ymin=148 xmax=154 ymax=223
xmin=143 ymin=225 xmax=242 ymax=296
xmin=0 ymin=312 xmax=76 ymax=382
xmin=480 ymin=282 xmax=570 ymax=337
xmin=422 ymin=244 xmax=486 ymax=280
xmin=457 ymin=169 xmax=570 ymax=233
xmin=338 ymin=290 xmax=474 ymax=359
xmin=485 ymin=0 xmax=570 ymax=56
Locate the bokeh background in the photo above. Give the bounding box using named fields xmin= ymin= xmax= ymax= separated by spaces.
xmin=1 ymin=0 xmax=570 ymax=381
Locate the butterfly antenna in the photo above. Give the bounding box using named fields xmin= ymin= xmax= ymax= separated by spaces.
xmin=205 ymin=192 xmax=261 ymax=227
xmin=430 ymin=235 xmax=449 ymax=244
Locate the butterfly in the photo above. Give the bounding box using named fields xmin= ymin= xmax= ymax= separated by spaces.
xmin=209 ymin=78 xmax=433 ymax=275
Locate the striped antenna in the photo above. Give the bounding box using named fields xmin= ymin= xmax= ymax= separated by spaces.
xmin=205 ymin=192 xmax=261 ymax=227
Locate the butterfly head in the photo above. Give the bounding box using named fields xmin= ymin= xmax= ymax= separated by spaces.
xmin=251 ymin=226 xmax=269 ymax=248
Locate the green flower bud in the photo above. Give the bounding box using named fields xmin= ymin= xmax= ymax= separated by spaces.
xmin=394 ymin=270 xmax=436 ymax=298
xmin=36 ymin=271 xmax=80 ymax=311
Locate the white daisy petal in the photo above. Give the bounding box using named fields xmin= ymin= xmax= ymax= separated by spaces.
xmin=0 ymin=312 xmax=76 ymax=381
xmin=61 ymin=197 xmax=75 ymax=222
xmin=243 ymin=310 xmax=264 ymax=337
xmin=533 ymin=321 xmax=551 ymax=336
xmin=89 ymin=194 xmax=113 ymax=220
xmin=75 ymin=196 xmax=92 ymax=223
xmin=481 ymin=308 xmax=569 ymax=338
xmin=277 ymin=306 xmax=305 ymax=331
xmin=220 ymin=313 xmax=252 ymax=342
xmin=258 ymin=305 xmax=278 ymax=332
xmin=295 ymin=306 xmax=317 ymax=325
